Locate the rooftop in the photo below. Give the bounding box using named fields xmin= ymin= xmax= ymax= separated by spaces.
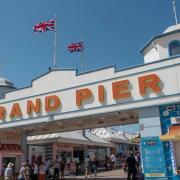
xmin=0 ymin=77 xmax=15 ymax=88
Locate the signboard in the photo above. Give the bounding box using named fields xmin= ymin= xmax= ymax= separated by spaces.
xmin=0 ymin=73 xmax=162 ymax=123
xmin=55 ymin=143 xmax=73 ymax=151
xmin=141 ymin=137 xmax=166 ymax=178
xmin=0 ymin=131 xmax=21 ymax=144
xmin=159 ymin=103 xmax=180 ymax=177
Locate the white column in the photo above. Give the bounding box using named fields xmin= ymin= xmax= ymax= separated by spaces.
xmin=139 ymin=106 xmax=162 ymax=138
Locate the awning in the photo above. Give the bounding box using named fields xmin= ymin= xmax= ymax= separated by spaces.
xmin=28 ymin=131 xmax=114 ymax=147
xmin=0 ymin=144 xmax=22 ymax=154
xmin=160 ymin=126 xmax=180 ymax=141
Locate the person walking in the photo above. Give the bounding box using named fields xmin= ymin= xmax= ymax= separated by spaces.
xmin=18 ymin=162 xmax=27 ymax=180
xmin=91 ymin=156 xmax=99 ymax=177
xmin=126 ymin=151 xmax=138 ymax=180
xmin=32 ymin=161 xmax=38 ymax=180
xmin=54 ymin=160 xmax=60 ymax=180
xmin=4 ymin=163 xmax=13 ymax=180
xmin=45 ymin=159 xmax=51 ymax=179
xmin=110 ymin=153 xmax=116 ymax=170
xmin=85 ymin=155 xmax=92 ymax=179
xmin=60 ymin=154 xmax=66 ymax=180
xmin=104 ymin=155 xmax=108 ymax=171
xmin=24 ymin=162 xmax=31 ymax=180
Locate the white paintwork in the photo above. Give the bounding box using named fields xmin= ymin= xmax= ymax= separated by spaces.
xmin=143 ymin=47 xmax=159 ymax=63
xmin=163 ymin=24 xmax=180 ymax=33
xmin=0 ymin=57 xmax=179 ymax=129
xmin=143 ymin=25 xmax=180 ymax=63
xmin=139 ymin=107 xmax=162 ymax=137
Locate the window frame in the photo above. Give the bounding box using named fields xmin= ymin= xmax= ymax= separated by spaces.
xmin=169 ymin=40 xmax=180 ymax=57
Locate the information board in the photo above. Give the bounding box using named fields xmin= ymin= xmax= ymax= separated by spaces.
xmin=141 ymin=137 xmax=166 ymax=178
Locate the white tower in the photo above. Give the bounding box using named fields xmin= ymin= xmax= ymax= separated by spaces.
xmin=141 ymin=24 xmax=180 ymax=63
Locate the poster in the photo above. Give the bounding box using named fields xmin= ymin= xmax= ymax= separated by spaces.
xmin=141 ymin=137 xmax=166 ymax=178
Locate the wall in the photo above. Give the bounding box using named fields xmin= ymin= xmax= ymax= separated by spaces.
xmin=144 ymin=46 xmax=159 ymax=63
xmin=144 ymin=31 xmax=180 ymax=63
xmin=139 ymin=107 xmax=161 ymax=137
xmin=158 ymin=32 xmax=180 ymax=60
xmin=29 ymin=145 xmax=46 ymax=164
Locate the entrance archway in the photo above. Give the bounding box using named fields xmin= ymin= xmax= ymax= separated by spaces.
xmin=0 ymin=57 xmax=179 ymax=178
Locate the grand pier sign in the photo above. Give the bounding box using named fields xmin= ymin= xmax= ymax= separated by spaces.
xmin=0 ymin=57 xmax=179 ymax=128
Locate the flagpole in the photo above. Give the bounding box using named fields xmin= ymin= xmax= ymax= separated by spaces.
xmin=172 ymin=0 xmax=178 ymax=25
xmin=53 ymin=15 xmax=57 ymax=70
xmin=81 ymin=36 xmax=84 ymax=73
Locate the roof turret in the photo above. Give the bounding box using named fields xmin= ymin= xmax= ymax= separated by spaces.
xmin=0 ymin=77 xmax=15 ymax=88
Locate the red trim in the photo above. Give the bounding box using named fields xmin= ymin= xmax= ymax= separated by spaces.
xmin=0 ymin=144 xmax=22 ymax=153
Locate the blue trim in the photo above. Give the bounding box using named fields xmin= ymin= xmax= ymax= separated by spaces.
xmin=140 ymin=29 xmax=180 ymax=54
xmin=168 ymin=40 xmax=180 ymax=57
xmin=0 ymin=92 xmax=180 ymax=126
xmin=1 ymin=57 xmax=180 ymax=105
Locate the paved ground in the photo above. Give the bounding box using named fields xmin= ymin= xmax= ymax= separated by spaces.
xmin=65 ymin=169 xmax=127 ymax=179
xmin=0 ymin=169 xmax=127 ymax=180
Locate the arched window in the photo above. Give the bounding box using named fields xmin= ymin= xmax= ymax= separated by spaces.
xmin=169 ymin=40 xmax=180 ymax=56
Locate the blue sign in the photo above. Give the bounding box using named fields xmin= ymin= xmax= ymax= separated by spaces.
xmin=159 ymin=103 xmax=180 ymax=178
xmin=141 ymin=137 xmax=166 ymax=178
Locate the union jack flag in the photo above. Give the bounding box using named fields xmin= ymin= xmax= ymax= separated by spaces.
xmin=33 ymin=19 xmax=55 ymax=32
xmin=67 ymin=42 xmax=84 ymax=53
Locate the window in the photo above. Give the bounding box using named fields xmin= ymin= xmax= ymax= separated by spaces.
xmin=169 ymin=40 xmax=180 ymax=56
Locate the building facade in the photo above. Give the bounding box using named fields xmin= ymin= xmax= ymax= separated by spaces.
xmin=0 ymin=24 xmax=179 ymax=179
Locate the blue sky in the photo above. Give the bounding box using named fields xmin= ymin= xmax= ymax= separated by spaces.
xmin=0 ymin=0 xmax=179 ymax=88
